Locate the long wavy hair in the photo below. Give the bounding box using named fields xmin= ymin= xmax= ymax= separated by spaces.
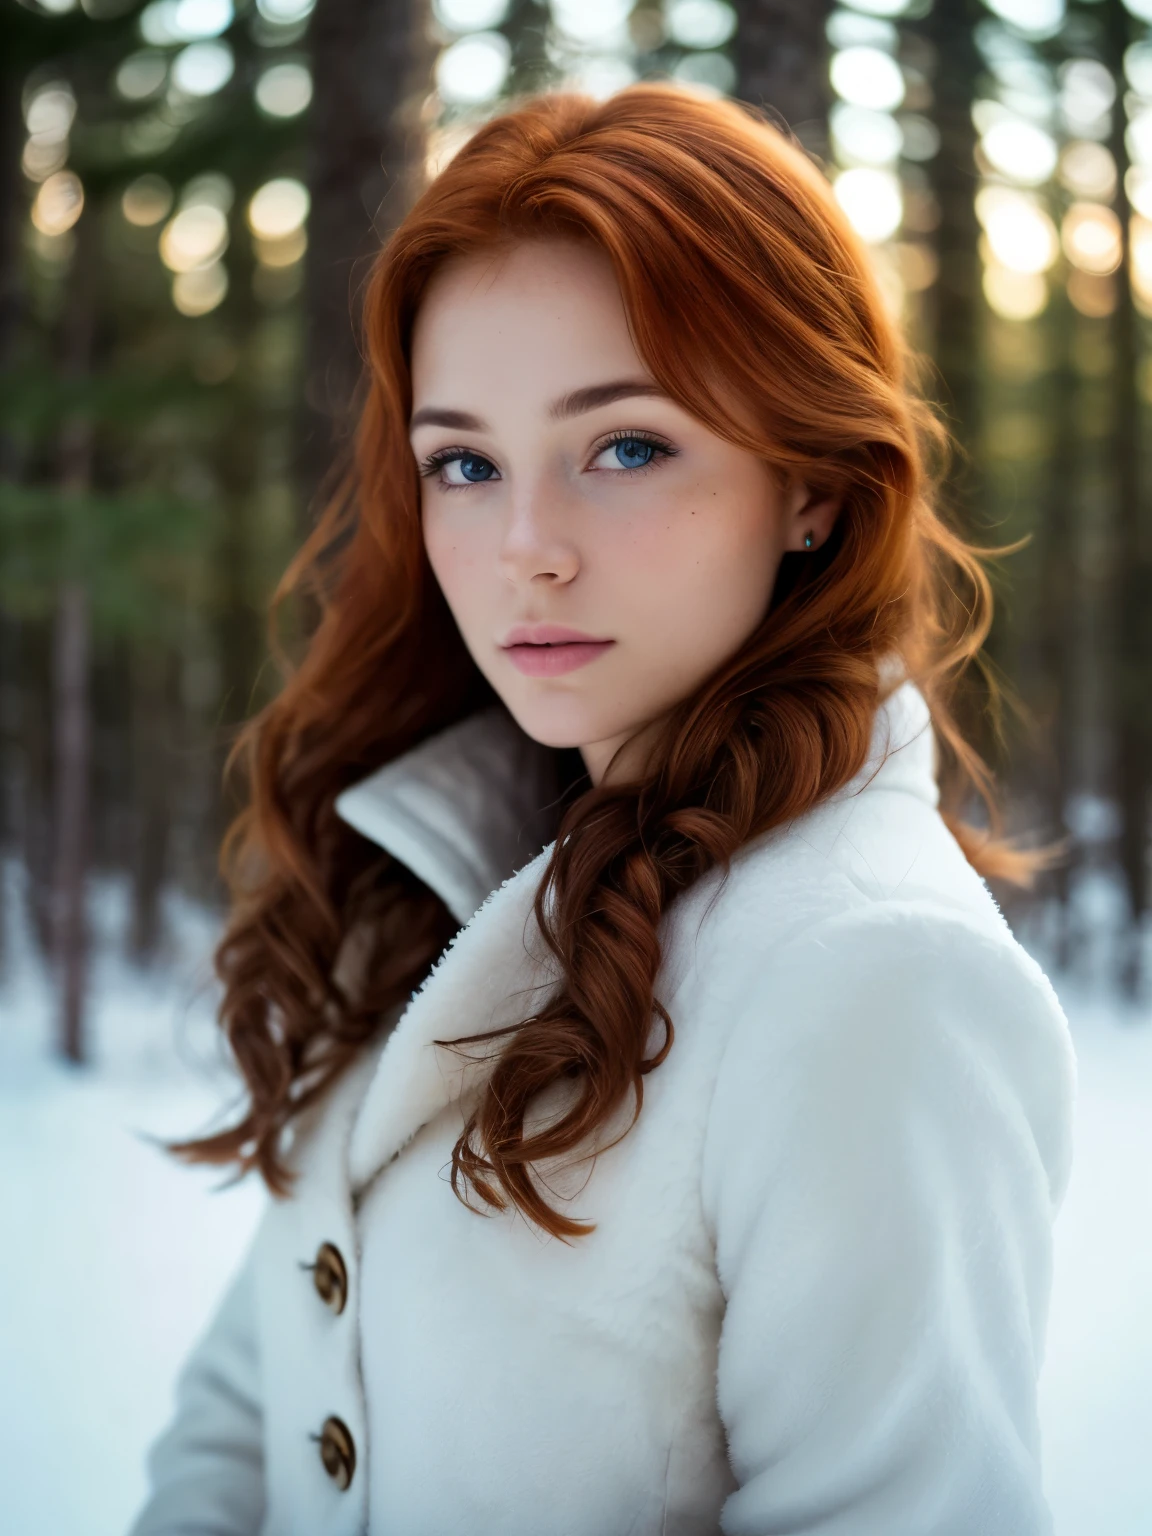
xmin=178 ymin=84 xmax=1038 ymax=1238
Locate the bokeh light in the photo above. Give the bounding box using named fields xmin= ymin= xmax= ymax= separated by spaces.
xmin=837 ymin=0 xmax=917 ymax=15
xmin=1059 ymin=141 xmax=1117 ymax=202
xmin=1126 ymin=165 xmax=1152 ymax=220
xmin=896 ymin=240 xmax=939 ymax=292
xmin=976 ymin=186 xmax=1058 ymax=274
xmin=1124 ymin=40 xmax=1152 ymax=97
xmin=830 ymin=102 xmax=902 ymax=166
xmin=834 ymin=166 xmax=903 ymax=243
xmin=898 ymin=114 xmax=940 ymax=162
xmin=253 ymin=227 xmax=307 ymax=267
xmin=31 ymin=170 xmax=84 ymax=236
xmin=160 ymin=204 xmax=229 ymax=272
xmin=575 ymin=56 xmax=642 ymax=98
xmin=247 ymin=177 xmax=309 ymax=239
xmin=433 ymin=0 xmax=509 ymax=28
xmin=983 ymin=264 xmax=1048 ymax=321
xmin=255 ymin=0 xmax=316 ymax=20
xmin=171 ymin=41 xmax=235 ymax=97
xmin=981 ymin=0 xmax=1065 ymax=40
xmin=980 ymin=119 xmax=1059 ymax=186
xmin=671 ymin=52 xmax=734 ymax=97
xmin=1129 ymin=215 xmax=1152 ymax=312
xmin=21 ymin=84 xmax=76 ymax=182
xmin=1067 ymin=270 xmax=1116 ymax=319
xmin=826 ymin=10 xmax=897 ymax=51
xmin=183 ymin=171 xmax=234 ymax=211
xmin=1061 ymin=204 xmax=1122 ymax=276
xmin=666 ymin=0 xmax=737 ymax=50
xmin=25 ymin=83 xmax=76 ymax=141
xmin=551 ymin=0 xmax=633 ymax=46
xmin=115 ymin=50 xmax=169 ymax=102
xmin=1127 ymin=107 xmax=1152 ymax=168
xmin=139 ymin=0 xmax=234 ymax=46
xmin=830 ymin=46 xmax=905 ymax=113
xmin=121 ymin=173 xmax=174 ymax=226
xmin=435 ymin=32 xmax=511 ymax=104
xmin=172 ymin=262 xmax=229 ymax=316
xmin=1058 ymin=59 xmax=1116 ymax=133
xmin=255 ymin=62 xmax=312 ymax=117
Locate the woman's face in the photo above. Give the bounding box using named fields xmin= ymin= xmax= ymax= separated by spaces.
xmin=411 ymin=238 xmax=837 ymax=785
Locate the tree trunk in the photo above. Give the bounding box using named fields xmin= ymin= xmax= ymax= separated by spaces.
xmin=731 ymin=0 xmax=830 ymax=156
xmin=295 ymin=0 xmax=431 ymax=529
xmin=1105 ymin=0 xmax=1150 ymax=995
xmin=52 ymin=579 xmax=90 ymax=1062
xmin=51 ymin=208 xmax=98 ymax=1064
xmin=917 ymin=0 xmax=982 ymax=463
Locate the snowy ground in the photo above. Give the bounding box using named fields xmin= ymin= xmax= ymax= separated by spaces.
xmin=1 ymin=863 xmax=1150 ymax=1535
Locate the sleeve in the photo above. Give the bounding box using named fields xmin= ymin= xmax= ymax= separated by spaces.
xmin=128 ymin=1240 xmax=266 ymax=1536
xmin=700 ymin=902 xmax=1076 ymax=1536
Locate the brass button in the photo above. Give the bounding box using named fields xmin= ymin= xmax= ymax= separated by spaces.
xmin=317 ymin=1415 xmax=356 ymax=1491
xmin=311 ymin=1241 xmax=348 ymax=1316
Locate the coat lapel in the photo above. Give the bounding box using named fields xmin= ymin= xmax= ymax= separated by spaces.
xmin=336 ymin=672 xmax=941 ymax=1193
xmin=345 ymin=847 xmax=561 ymax=1190
xmin=334 ymin=705 xmax=566 ymax=1191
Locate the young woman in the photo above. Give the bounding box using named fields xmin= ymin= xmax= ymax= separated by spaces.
xmin=132 ymin=85 xmax=1075 ymax=1536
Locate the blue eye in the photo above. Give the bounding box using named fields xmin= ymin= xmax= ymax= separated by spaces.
xmin=459 ymin=454 xmax=495 ymax=482
xmin=613 ymin=438 xmax=655 ymax=469
xmin=438 ymin=452 xmax=497 ymax=485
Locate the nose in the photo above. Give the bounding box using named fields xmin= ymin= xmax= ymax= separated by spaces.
xmin=497 ymin=477 xmax=579 ymax=587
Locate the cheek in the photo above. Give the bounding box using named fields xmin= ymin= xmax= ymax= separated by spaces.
xmin=614 ymin=483 xmax=781 ymax=638
xmin=422 ymin=502 xmax=488 ymax=617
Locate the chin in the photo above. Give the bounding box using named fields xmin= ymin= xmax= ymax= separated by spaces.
xmin=499 ymin=694 xmax=621 ymax=754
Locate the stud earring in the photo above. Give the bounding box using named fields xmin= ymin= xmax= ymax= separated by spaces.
xmin=804 ymin=531 xmax=814 ymax=550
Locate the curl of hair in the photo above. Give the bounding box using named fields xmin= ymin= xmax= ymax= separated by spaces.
xmin=175 ymin=85 xmax=1047 ymax=1237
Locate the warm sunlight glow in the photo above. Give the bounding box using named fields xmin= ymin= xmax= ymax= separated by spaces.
xmin=983 ymin=264 xmax=1048 ymax=320
xmin=975 ymin=187 xmax=1058 ymax=275
xmin=1058 ymin=141 xmax=1117 ymax=202
xmin=834 ymin=166 xmax=903 ymax=242
xmin=160 ymin=203 xmax=229 ymax=271
xmin=246 ymin=177 xmax=309 ymax=239
xmin=981 ymin=120 xmax=1059 ymax=186
xmin=1062 ymin=204 xmax=1122 ymax=276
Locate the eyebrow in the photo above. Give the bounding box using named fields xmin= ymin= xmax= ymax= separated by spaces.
xmin=409 ymin=379 xmax=666 ymax=433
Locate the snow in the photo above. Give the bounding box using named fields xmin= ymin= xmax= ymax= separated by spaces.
xmin=1037 ymin=984 xmax=1152 ymax=1535
xmin=1 ymin=863 xmax=1151 ymax=1535
xmin=0 ymin=867 xmax=264 ymax=1536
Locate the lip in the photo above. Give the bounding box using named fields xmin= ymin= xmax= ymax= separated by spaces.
xmin=499 ymin=623 xmax=616 ymax=678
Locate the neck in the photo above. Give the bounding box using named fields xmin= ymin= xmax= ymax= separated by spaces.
xmin=580 ymin=714 xmax=667 ymax=787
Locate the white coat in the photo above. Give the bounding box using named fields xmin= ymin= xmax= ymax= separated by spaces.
xmin=130 ymin=677 xmax=1076 ymax=1536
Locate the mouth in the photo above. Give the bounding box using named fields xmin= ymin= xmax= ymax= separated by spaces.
xmin=500 ymin=637 xmax=616 ymax=678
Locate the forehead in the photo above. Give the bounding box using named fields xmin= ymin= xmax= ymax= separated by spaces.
xmin=409 ymin=239 xmax=649 ymax=405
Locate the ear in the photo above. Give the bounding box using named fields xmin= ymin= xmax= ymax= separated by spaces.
xmin=780 ymin=474 xmax=843 ymax=554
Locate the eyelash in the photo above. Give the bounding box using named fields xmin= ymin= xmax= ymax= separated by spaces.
xmin=417 ymin=430 xmax=678 ymax=489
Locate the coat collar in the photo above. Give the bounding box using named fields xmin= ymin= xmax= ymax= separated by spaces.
xmin=336 ymin=667 xmax=939 ymax=1191
xmin=334 ymin=705 xmax=565 ymax=928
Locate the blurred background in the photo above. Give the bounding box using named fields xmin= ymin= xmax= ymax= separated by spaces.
xmin=1 ymin=0 xmax=1150 ymax=1531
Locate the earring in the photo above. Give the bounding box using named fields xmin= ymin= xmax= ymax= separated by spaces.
xmin=804 ymin=531 xmax=814 ymax=550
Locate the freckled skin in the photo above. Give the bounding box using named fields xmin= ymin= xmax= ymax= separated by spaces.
xmin=411 ymin=239 xmax=840 ymax=786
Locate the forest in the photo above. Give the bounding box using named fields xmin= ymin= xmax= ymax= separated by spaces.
xmin=3 ymin=0 xmax=1152 ymax=1060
